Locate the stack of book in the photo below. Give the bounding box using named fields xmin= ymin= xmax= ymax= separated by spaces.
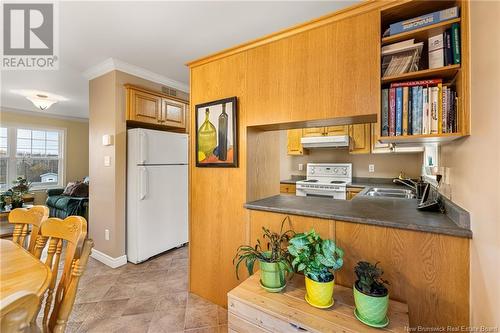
xmin=381 ymin=79 xmax=458 ymax=137
xmin=382 ymin=39 xmax=423 ymax=77
xmin=428 ymin=23 xmax=461 ymax=69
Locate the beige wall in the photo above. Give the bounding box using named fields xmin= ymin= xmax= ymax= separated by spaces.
xmin=279 ymin=130 xmax=423 ymax=179
xmin=89 ymin=70 xmax=187 ymax=259
xmin=441 ymin=1 xmax=500 ymax=326
xmin=0 ymin=108 xmax=89 ymax=204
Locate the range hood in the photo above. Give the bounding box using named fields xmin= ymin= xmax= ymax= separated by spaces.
xmin=301 ymin=135 xmax=349 ymax=149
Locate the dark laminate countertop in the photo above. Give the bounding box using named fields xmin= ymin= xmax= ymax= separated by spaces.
xmin=280 ymin=175 xmax=306 ymax=184
xmin=245 ymin=193 xmax=472 ymax=238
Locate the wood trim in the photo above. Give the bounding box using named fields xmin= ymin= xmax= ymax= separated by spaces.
xmin=186 ymin=0 xmax=397 ymax=68
xmin=124 ymin=84 xmax=189 ymax=103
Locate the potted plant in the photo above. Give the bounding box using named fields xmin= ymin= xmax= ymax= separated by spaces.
xmin=233 ymin=217 xmax=295 ymax=292
xmin=353 ymin=261 xmax=390 ymax=328
xmin=0 ymin=193 xmax=6 ymax=210
xmin=288 ymin=229 xmax=344 ymax=308
xmin=6 ymin=177 xmax=32 ymax=208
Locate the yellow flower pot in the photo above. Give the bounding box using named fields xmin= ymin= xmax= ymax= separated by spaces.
xmin=304 ymin=276 xmax=335 ymax=308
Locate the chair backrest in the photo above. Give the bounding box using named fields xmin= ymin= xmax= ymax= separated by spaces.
xmin=0 ymin=291 xmax=39 ymax=333
xmin=8 ymin=206 xmax=49 ymax=253
xmin=48 ymin=239 xmax=94 ymax=333
xmin=33 ymin=216 xmax=87 ymax=333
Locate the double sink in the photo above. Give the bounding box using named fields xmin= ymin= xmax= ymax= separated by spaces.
xmin=362 ymin=187 xmax=416 ymax=199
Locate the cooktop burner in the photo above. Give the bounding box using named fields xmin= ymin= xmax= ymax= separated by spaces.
xmin=303 ymin=179 xmax=319 ymax=183
xmin=330 ymin=181 xmax=346 ymax=184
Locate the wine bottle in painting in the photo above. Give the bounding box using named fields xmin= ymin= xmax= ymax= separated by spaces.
xmin=218 ymin=103 xmax=229 ymax=161
xmin=198 ymin=108 xmax=217 ymax=160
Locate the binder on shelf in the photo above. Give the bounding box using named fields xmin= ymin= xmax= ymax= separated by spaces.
xmin=451 ymin=23 xmax=461 ymax=64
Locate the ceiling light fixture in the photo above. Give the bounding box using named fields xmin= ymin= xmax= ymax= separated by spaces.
xmin=26 ymin=94 xmax=58 ymax=111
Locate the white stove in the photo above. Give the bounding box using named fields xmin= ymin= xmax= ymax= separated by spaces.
xmin=296 ymin=163 xmax=352 ymax=200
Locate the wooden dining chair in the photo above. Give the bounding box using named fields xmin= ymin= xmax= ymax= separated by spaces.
xmin=8 ymin=206 xmax=49 ymax=253
xmin=0 ymin=291 xmax=40 ymax=333
xmin=33 ymin=216 xmax=88 ymax=333
xmin=48 ymin=238 xmax=93 ymax=333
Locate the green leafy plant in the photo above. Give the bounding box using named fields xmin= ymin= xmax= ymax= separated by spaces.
xmin=233 ymin=216 xmax=295 ymax=280
xmin=288 ymin=230 xmax=344 ymax=283
xmin=354 ymin=261 xmax=389 ymax=296
xmin=4 ymin=177 xmax=32 ymax=206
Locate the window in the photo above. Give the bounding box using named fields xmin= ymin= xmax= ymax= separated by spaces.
xmin=0 ymin=126 xmax=65 ymax=190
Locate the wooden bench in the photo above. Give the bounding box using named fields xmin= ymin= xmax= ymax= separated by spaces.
xmin=228 ymin=272 xmax=409 ymax=333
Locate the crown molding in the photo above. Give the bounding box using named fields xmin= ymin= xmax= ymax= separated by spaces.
xmin=83 ymin=58 xmax=189 ymax=93
xmin=1 ymin=106 xmax=89 ymax=122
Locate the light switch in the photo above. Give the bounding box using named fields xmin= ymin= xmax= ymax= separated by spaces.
xmin=102 ymin=134 xmax=114 ymax=146
xmin=298 ymin=164 xmax=304 ymax=171
xmin=104 ymin=155 xmax=111 ymax=166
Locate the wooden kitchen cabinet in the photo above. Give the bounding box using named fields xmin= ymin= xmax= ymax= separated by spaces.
xmin=286 ymin=129 xmax=305 ymax=155
xmin=245 ymin=10 xmax=379 ymax=127
xmin=346 ymin=186 xmax=362 ymax=200
xmin=161 ymin=98 xmax=186 ymax=129
xmin=325 ymin=125 xmax=348 ymax=136
xmin=279 ymin=183 xmax=296 ymax=194
xmin=301 ymin=127 xmax=325 ymax=137
xmin=349 ymin=123 xmax=371 ymax=154
xmin=127 ymin=88 xmax=162 ymax=126
xmin=126 ymin=84 xmax=188 ymax=131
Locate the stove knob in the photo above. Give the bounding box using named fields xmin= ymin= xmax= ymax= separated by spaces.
xmin=310 ymin=169 xmax=315 ymax=174
xmin=333 ymin=168 xmax=338 ymax=173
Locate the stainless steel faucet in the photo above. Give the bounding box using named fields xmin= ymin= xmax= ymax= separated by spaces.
xmin=393 ymin=171 xmax=417 ymax=190
xmin=392 ymin=178 xmax=417 ymax=190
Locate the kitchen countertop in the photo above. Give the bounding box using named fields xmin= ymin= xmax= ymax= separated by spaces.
xmin=280 ymin=175 xmax=306 ymax=184
xmin=245 ymin=183 xmax=472 ymax=238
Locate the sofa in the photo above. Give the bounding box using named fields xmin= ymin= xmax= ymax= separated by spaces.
xmin=46 ymin=178 xmax=89 ymax=219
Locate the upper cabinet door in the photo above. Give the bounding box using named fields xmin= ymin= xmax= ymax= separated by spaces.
xmin=128 ymin=89 xmax=162 ymax=125
xmin=246 ymin=11 xmax=379 ymax=127
xmin=325 ymin=126 xmax=348 ymax=136
xmin=302 ymin=127 xmax=325 ymax=137
xmin=161 ymin=99 xmax=186 ymax=129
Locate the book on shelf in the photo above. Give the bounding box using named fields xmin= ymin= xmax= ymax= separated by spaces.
xmin=382 ymin=39 xmax=423 ymax=77
xmin=387 ymin=6 xmax=459 ymax=36
xmin=382 ymin=78 xmax=457 ymax=137
xmin=402 ymin=87 xmax=409 ymax=135
xmin=381 ymin=89 xmax=389 ymax=136
xmin=428 ymin=24 xmax=461 ymax=68
xmin=429 ymin=33 xmax=444 ymax=69
xmin=396 ymin=87 xmax=403 ymax=136
xmin=389 ymin=88 xmax=396 ymax=136
xmin=451 ymin=23 xmax=461 ymax=64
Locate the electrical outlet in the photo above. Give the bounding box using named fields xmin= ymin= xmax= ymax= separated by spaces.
xmin=369 ymin=164 xmax=375 ymax=173
xmin=105 ymin=229 xmax=110 ymax=241
xmin=298 ymin=163 xmax=304 ymax=171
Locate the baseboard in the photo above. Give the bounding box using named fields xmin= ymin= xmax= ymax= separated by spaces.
xmin=90 ymin=249 xmax=127 ymax=268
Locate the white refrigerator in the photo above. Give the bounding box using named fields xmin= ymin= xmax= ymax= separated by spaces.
xmin=127 ymin=128 xmax=188 ymax=263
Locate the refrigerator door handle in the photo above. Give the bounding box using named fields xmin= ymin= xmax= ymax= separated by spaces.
xmin=139 ymin=130 xmax=147 ymax=164
xmin=139 ymin=167 xmax=148 ymax=200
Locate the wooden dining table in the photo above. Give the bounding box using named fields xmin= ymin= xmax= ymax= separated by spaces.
xmin=0 ymin=239 xmax=51 ymax=300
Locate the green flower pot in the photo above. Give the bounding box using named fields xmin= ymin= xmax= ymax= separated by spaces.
xmin=353 ymin=284 xmax=389 ymax=325
xmin=259 ymin=252 xmax=288 ymax=292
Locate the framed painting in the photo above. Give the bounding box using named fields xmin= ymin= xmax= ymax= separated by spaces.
xmin=195 ymin=97 xmax=238 ymax=167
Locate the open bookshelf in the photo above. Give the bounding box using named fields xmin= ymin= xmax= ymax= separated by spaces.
xmin=378 ymin=1 xmax=469 ymax=145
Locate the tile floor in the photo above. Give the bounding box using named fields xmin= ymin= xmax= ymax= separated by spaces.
xmin=39 ymin=245 xmax=228 ymax=333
